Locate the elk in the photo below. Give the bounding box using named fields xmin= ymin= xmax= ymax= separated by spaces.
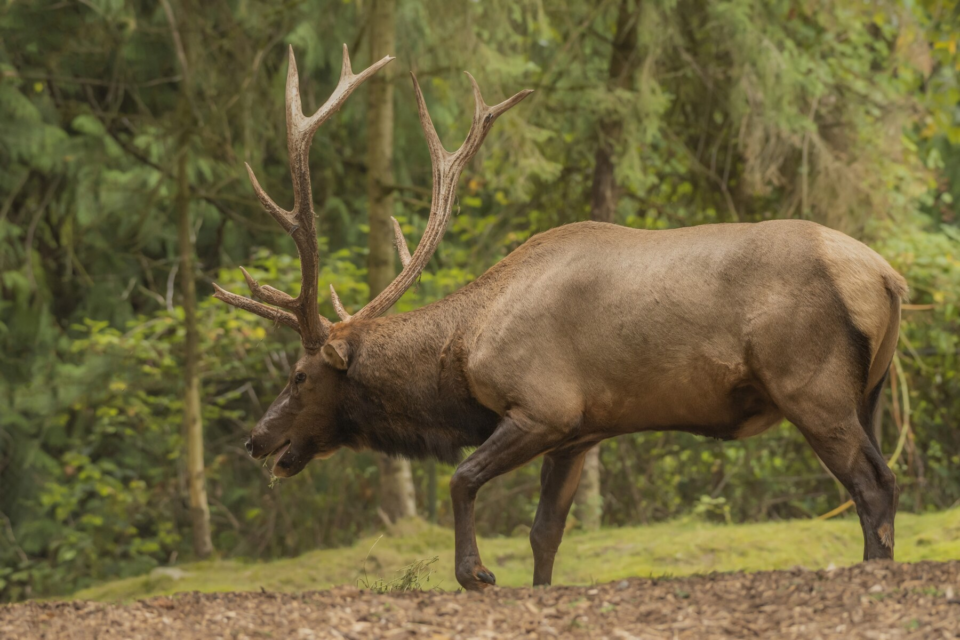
xmin=215 ymin=45 xmax=908 ymax=591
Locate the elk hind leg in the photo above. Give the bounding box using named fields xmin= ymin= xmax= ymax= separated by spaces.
xmin=794 ymin=411 xmax=898 ymax=560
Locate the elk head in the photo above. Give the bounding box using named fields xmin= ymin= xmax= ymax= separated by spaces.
xmin=213 ymin=45 xmax=531 ymax=477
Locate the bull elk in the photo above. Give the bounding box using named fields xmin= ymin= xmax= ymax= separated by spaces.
xmin=215 ymin=46 xmax=907 ymax=591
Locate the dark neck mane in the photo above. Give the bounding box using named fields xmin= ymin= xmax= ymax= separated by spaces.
xmin=334 ymin=293 xmax=500 ymax=463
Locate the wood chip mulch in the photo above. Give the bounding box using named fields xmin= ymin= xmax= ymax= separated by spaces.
xmin=2 ymin=560 xmax=959 ymax=639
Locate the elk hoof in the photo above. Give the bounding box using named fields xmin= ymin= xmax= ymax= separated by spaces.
xmin=456 ymin=557 xmax=496 ymax=591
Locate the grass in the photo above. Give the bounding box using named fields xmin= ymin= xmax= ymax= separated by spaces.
xmin=72 ymin=509 xmax=960 ymax=602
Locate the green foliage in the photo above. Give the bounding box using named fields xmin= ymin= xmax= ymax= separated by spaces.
xmin=2 ymin=0 xmax=959 ymax=605
xmin=879 ymin=222 xmax=960 ymax=509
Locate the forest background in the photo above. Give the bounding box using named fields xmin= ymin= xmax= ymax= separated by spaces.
xmin=1 ymin=0 xmax=959 ymax=603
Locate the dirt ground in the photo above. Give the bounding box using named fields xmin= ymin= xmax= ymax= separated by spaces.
xmin=2 ymin=561 xmax=959 ymax=639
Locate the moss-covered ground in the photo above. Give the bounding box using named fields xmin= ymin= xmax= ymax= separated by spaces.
xmin=73 ymin=508 xmax=960 ymax=602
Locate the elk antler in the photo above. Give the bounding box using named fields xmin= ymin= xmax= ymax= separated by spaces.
xmin=213 ymin=45 xmax=393 ymax=352
xmin=335 ymin=73 xmax=533 ymax=321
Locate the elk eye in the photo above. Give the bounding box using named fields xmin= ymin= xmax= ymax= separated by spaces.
xmin=294 ymin=372 xmax=307 ymax=384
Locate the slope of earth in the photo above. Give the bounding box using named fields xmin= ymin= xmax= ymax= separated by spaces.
xmin=70 ymin=509 xmax=960 ymax=602
xmin=3 ymin=561 xmax=959 ymax=639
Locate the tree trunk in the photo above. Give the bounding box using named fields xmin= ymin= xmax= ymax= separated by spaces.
xmin=574 ymin=446 xmax=603 ymax=531
xmin=367 ymin=0 xmax=416 ymax=523
xmin=588 ymin=0 xmax=640 ymax=224
xmin=377 ymin=456 xmax=418 ymax=523
xmin=426 ymin=458 xmax=438 ymax=523
xmin=177 ymin=139 xmax=214 ymax=558
xmin=576 ymin=0 xmax=641 ymax=530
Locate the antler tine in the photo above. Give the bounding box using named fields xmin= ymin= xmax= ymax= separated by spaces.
xmin=459 ymin=72 xmax=534 ymax=161
xmin=244 ymin=163 xmax=294 ymax=233
xmin=238 ymin=266 xmax=299 ymax=309
xmin=329 ymin=284 xmax=352 ymax=322
xmin=390 ymin=217 xmax=412 ymax=268
xmin=351 ymin=74 xmax=532 ymax=321
xmin=213 ymin=45 xmax=392 ymax=349
xmin=410 ymin=72 xmax=450 ymax=165
xmin=212 ymin=284 xmax=300 ymax=331
xmin=327 ymin=218 xmax=410 ymax=322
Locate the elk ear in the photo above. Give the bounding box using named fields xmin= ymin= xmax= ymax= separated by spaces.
xmin=321 ymin=339 xmax=351 ymax=370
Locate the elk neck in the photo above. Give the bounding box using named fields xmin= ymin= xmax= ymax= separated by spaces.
xmin=331 ymin=290 xmax=500 ymax=464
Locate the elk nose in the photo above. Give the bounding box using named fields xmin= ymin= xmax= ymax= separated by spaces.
xmin=244 ymin=438 xmax=253 ymax=456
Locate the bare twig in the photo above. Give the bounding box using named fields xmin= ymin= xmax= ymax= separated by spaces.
xmin=246 ymin=383 xmax=263 ymax=415
xmin=710 ymin=449 xmax=755 ymax=499
xmin=0 ymin=511 xmax=28 ymax=564
xmin=0 ymin=171 xmax=30 ymax=224
xmin=11 ymin=72 xmax=182 ymax=88
xmin=165 ymin=263 xmax=179 ymax=313
xmin=159 ymin=0 xmax=200 ymax=122
xmin=24 ymin=176 xmax=62 ymax=291
xmin=898 ymin=332 xmax=929 ymax=373
xmin=121 ymin=316 xmax=170 ymax=339
xmin=665 ymin=128 xmax=740 ymax=222
xmin=137 ymin=284 xmax=167 ymax=308
xmin=800 ymin=97 xmax=821 ymax=218
xmin=888 ymin=353 xmax=912 ymax=467
xmin=212 ymin=381 xmax=255 ymax=403
xmin=209 ymin=496 xmax=242 ymax=532
xmin=397 ymin=196 xmax=432 ymax=210
xmin=120 ymin=276 xmax=137 ymax=300
xmin=537 ymin=0 xmax=618 ymax=90
xmin=105 ymin=128 xmax=274 ymax=233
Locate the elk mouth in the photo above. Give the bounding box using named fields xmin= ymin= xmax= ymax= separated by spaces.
xmin=259 ymin=440 xmax=291 ymax=475
xmin=270 ymin=441 xmax=292 ymax=474
xmin=253 ymin=439 xmax=289 ymax=461
xmin=262 ymin=439 xmax=328 ymax=478
xmin=271 ymin=440 xmax=322 ymax=478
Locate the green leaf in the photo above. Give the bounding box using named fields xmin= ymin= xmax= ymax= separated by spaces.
xmin=71 ymin=114 xmax=106 ymax=137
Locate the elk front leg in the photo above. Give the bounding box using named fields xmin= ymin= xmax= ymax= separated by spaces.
xmin=450 ymin=413 xmax=565 ymax=591
xmin=530 ymin=447 xmax=591 ymax=586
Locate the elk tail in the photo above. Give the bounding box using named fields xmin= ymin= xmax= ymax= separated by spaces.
xmin=857 ymin=266 xmax=904 ymax=453
xmin=882 ymin=270 xmax=909 ymax=302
